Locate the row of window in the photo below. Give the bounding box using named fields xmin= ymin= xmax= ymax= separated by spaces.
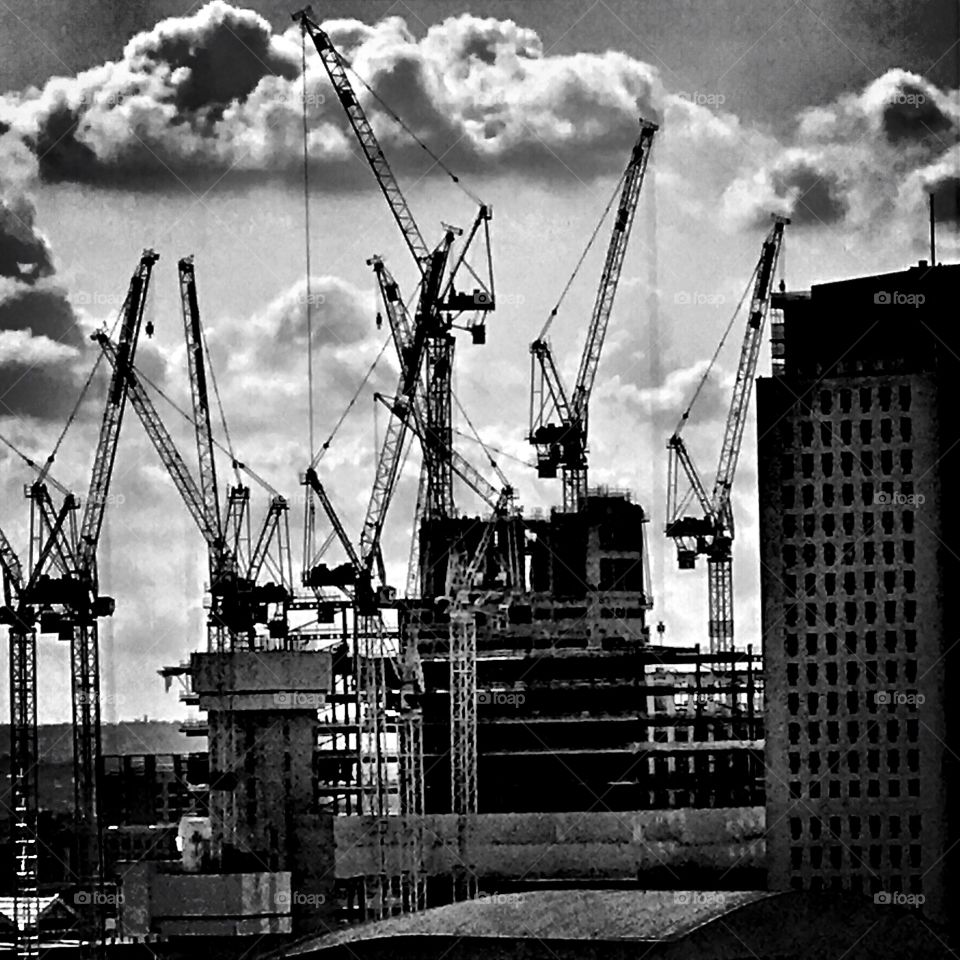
xmin=784 ymin=630 xmax=919 ymax=657
xmin=784 ymin=511 xmax=916 ymax=539
xmin=790 ymin=875 xmax=925 ymax=895
xmin=786 ymin=661 xmax=920 ymax=688
xmin=787 ymin=718 xmax=921 ymax=745
xmin=787 ymin=778 xmax=921 ymax=799
xmin=784 ymin=599 xmax=918 ymax=627
xmin=787 ymin=748 xmax=921 ymax=775
xmin=815 ymin=385 xmax=913 ymax=416
xmin=790 ymin=813 xmax=923 ymax=841
xmin=794 ymin=417 xmax=912 ymax=448
xmin=787 ymin=689 xmax=922 ymax=717
xmin=790 ymin=844 xmax=922 ymax=870
xmin=784 ymin=480 xmax=918 ymax=508
xmin=780 ymin=449 xmax=914 ymax=479
xmin=781 ymin=537 xmax=916 ymax=572
xmin=783 ymin=569 xmax=917 ymax=595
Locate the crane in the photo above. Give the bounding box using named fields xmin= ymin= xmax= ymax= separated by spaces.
xmin=66 ymin=249 xmax=158 ymax=894
xmin=665 ymin=215 xmax=788 ymax=653
xmin=1 ymin=487 xmax=77 ymax=960
xmin=0 ymin=250 xmax=158 ymax=949
xmin=295 ymin=6 xmax=495 ymax=526
xmin=529 ymin=119 xmax=657 ymax=512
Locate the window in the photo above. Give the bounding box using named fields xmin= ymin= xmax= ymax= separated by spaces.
xmin=899 ymin=385 xmax=911 ymax=411
xmin=900 ymin=418 xmax=912 ymax=442
xmin=860 ymin=420 xmax=873 ymax=443
xmin=859 ymin=387 xmax=872 ymax=411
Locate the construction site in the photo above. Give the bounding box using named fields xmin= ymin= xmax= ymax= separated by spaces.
xmin=0 ymin=7 xmax=816 ymax=959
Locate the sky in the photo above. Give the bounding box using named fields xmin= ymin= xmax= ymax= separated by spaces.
xmin=0 ymin=0 xmax=958 ymax=722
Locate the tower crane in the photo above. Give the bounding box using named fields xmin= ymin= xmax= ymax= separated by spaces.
xmin=665 ymin=215 xmax=788 ymax=653
xmin=67 ymin=249 xmax=158 ymax=888
xmin=295 ymin=6 xmax=495 ymax=527
xmin=0 ymin=250 xmax=158 ymax=951
xmin=96 ymin=336 xmax=293 ymax=644
xmin=529 ymin=119 xmax=657 ymax=512
xmin=176 ymin=256 xmax=290 ymax=652
xmin=1 ymin=484 xmax=78 ymax=960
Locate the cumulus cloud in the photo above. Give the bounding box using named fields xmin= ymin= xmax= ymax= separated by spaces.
xmin=0 ymin=3 xmax=675 ymax=187
xmin=723 ymin=69 xmax=960 ymax=238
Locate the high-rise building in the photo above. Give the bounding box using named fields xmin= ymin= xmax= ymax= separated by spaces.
xmin=758 ymin=261 xmax=960 ymax=931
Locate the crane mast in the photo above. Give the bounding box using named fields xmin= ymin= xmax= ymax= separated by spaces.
xmin=529 ymin=119 xmax=657 ymax=511
xmin=665 ymin=216 xmax=788 ymax=652
xmin=71 ymin=249 xmax=157 ymax=894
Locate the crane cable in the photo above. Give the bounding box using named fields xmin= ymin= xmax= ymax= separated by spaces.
xmin=536 ymin=167 xmax=628 ymax=343
xmin=199 ymin=323 xmax=242 ymax=489
xmin=129 ymin=359 xmax=282 ymax=498
xmin=453 ymin=427 xmax=534 ymax=470
xmin=672 ymin=257 xmax=760 ymax=439
xmin=301 ymin=29 xmax=317 ymax=465
xmin=452 ymin=390 xmax=510 ymax=490
xmin=309 ymin=333 xmax=392 ymax=471
xmin=0 ymin=432 xmax=71 ymax=496
xmin=336 ymin=50 xmax=484 ymax=208
xmin=39 ymin=282 xmax=134 ymax=487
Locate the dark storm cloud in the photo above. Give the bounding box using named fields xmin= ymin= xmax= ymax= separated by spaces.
xmin=882 ymin=84 xmax=954 ymax=145
xmin=0 ymin=194 xmax=55 ymax=283
xmin=0 ymin=285 xmax=86 ymax=421
xmin=771 ymin=164 xmax=848 ymax=226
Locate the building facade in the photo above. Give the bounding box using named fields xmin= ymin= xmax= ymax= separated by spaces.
xmin=759 ymin=261 xmax=960 ymax=929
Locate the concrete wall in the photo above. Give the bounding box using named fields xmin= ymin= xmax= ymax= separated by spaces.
xmin=333 ymin=807 xmax=764 ymax=882
xmin=117 ymin=863 xmax=292 ymax=938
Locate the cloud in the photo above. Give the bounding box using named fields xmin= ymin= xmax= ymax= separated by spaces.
xmin=0 ymin=4 xmax=676 ymax=187
xmin=0 ymin=281 xmax=89 ymax=421
xmin=0 ymin=192 xmax=55 ymax=283
xmin=722 ymin=69 xmax=960 ymax=236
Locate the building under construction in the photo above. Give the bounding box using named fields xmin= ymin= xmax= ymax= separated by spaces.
xmin=0 ymin=11 xmax=768 ymax=957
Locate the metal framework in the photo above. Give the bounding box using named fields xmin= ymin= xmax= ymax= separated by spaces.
xmin=296 ymin=5 xmax=495 ymax=537
xmin=529 ymin=120 xmax=657 ymax=511
xmin=665 ymin=216 xmax=788 ymax=652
